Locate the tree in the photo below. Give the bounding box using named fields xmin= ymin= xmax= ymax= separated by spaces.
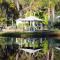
xmin=43 ymin=13 xmax=48 ymax=25
xmin=13 ymin=0 xmax=47 ymax=17
xmin=0 ymin=8 xmax=7 ymax=26
xmin=48 ymin=0 xmax=60 ymax=23
xmin=42 ymin=39 xmax=48 ymax=54
xmin=0 ymin=0 xmax=60 ymax=26
xmin=0 ymin=0 xmax=3 ymax=4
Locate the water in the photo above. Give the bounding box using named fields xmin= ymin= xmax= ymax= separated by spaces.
xmin=0 ymin=37 xmax=60 ymax=60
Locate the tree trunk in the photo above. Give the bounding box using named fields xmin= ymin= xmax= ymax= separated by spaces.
xmin=48 ymin=7 xmax=51 ymax=21
xmin=16 ymin=53 xmax=19 ymax=60
xmin=51 ymin=48 xmax=54 ymax=60
xmin=14 ymin=0 xmax=20 ymax=11
xmin=52 ymin=7 xmax=55 ymax=22
xmin=47 ymin=50 xmax=49 ymax=60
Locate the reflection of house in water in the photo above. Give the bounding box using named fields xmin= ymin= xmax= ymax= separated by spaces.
xmin=16 ymin=16 xmax=45 ymax=32
xmin=16 ymin=38 xmax=44 ymax=49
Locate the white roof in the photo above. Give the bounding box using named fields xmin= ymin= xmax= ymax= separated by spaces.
xmin=16 ymin=16 xmax=43 ymax=22
xmin=20 ymin=48 xmax=41 ymax=54
xmin=25 ymin=16 xmax=42 ymax=21
xmin=16 ymin=18 xmax=24 ymax=22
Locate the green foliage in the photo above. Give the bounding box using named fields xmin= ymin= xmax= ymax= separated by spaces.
xmin=19 ymin=0 xmax=32 ymax=6
xmin=0 ymin=37 xmax=6 ymax=45
xmin=35 ymin=10 xmax=44 ymax=19
xmin=55 ymin=10 xmax=60 ymax=15
xmin=24 ymin=11 xmax=33 ymax=17
xmin=42 ymin=39 xmax=48 ymax=54
xmin=43 ymin=13 xmax=48 ymax=25
xmin=0 ymin=0 xmax=3 ymax=3
xmin=10 ymin=2 xmax=15 ymax=8
xmin=0 ymin=9 xmax=7 ymax=25
xmin=49 ymin=0 xmax=59 ymax=8
xmin=0 ymin=0 xmax=60 ymax=26
xmin=0 ymin=18 xmax=6 ymax=25
xmin=33 ymin=40 xmax=39 ymax=48
xmin=6 ymin=0 xmax=11 ymax=4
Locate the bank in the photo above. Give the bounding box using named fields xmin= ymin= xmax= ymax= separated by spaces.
xmin=0 ymin=30 xmax=60 ymax=38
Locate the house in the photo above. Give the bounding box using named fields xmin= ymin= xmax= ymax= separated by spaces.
xmin=16 ymin=16 xmax=44 ymax=32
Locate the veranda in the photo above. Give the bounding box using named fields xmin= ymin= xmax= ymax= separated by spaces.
xmin=16 ymin=16 xmax=43 ymax=32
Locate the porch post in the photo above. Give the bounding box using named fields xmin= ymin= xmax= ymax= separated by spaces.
xmin=29 ymin=21 xmax=31 ymax=31
xmin=40 ymin=23 xmax=43 ymax=30
xmin=33 ymin=21 xmax=35 ymax=31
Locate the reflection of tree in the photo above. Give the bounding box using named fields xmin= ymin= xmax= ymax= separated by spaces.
xmin=16 ymin=38 xmax=43 ymax=49
xmin=42 ymin=39 xmax=48 ymax=54
xmin=54 ymin=49 xmax=60 ymax=60
xmin=0 ymin=37 xmax=7 ymax=46
xmin=54 ymin=22 xmax=60 ymax=29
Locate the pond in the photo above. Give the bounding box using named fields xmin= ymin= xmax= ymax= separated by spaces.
xmin=0 ymin=37 xmax=60 ymax=60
